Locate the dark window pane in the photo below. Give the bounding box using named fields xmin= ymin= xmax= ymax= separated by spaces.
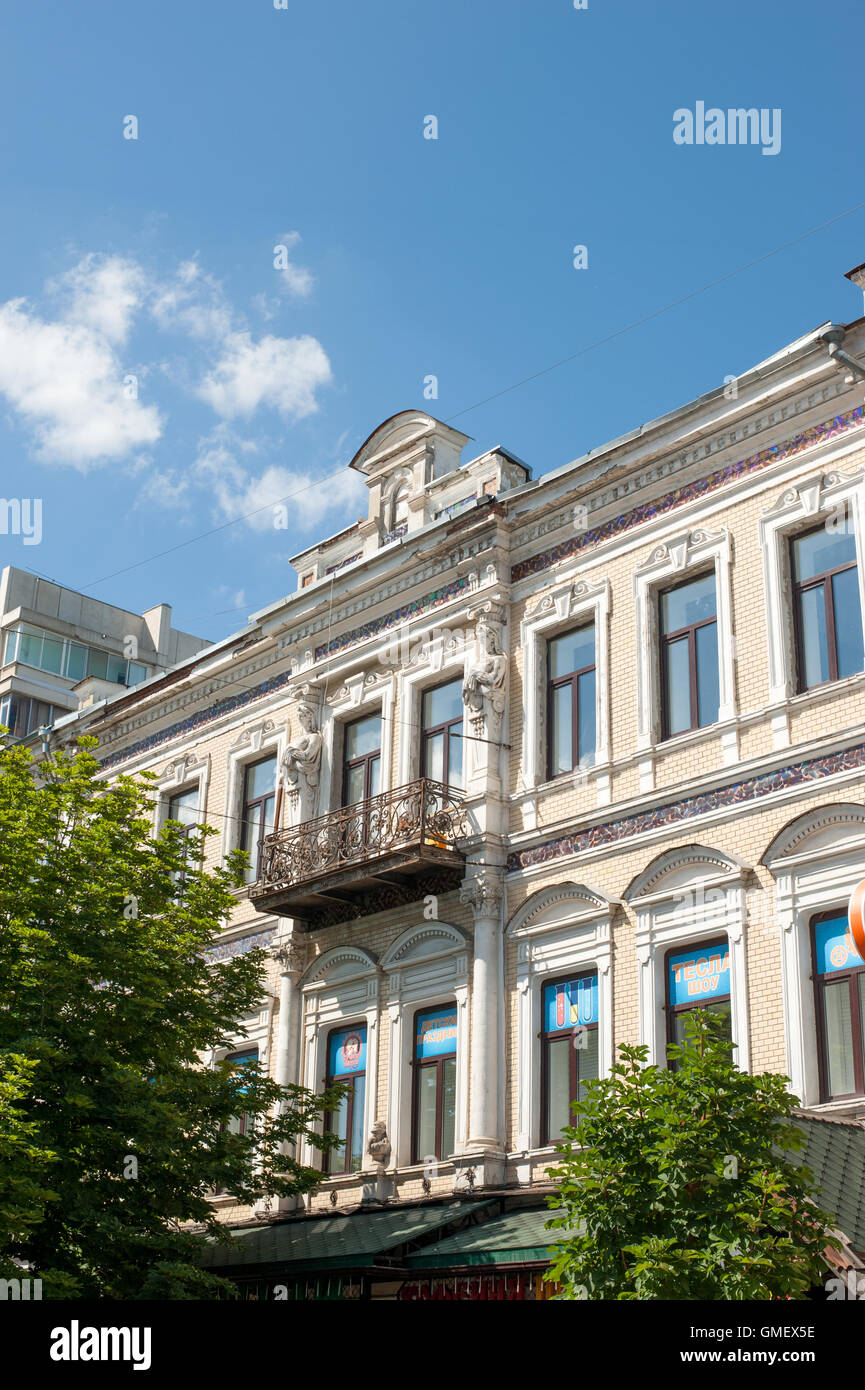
xmin=441 ymin=1057 xmax=456 ymax=1158
xmin=798 ymin=584 xmax=830 ymax=688
xmin=661 ymin=574 xmax=716 ymax=633
xmin=792 ymin=525 xmax=857 ymax=582
xmin=350 ymin=1076 xmax=365 ymax=1173
xmin=549 ymin=624 xmax=594 ymax=679
xmin=551 ymin=683 xmax=573 ymax=774
xmin=422 ymin=679 xmax=463 ymax=727
xmin=368 ymin=755 xmax=381 ymax=798
xmin=823 ymin=978 xmax=856 ymax=1097
xmin=345 ymin=714 xmax=381 ymax=759
xmin=546 ymin=1036 xmax=571 ymax=1139
xmin=65 ymin=643 xmax=87 ymax=681
xmin=424 ymin=731 xmax=444 ymax=783
xmin=695 ymin=621 xmax=720 ymax=727
xmin=416 ymin=1066 xmax=438 ymax=1161
xmin=832 ymin=567 xmax=864 ymax=679
xmin=447 ymin=732 xmax=463 ymax=789
xmin=18 ymin=632 xmax=43 ymax=667
xmin=576 ymin=1027 xmax=599 ymax=1103
xmin=40 ymin=638 xmax=64 ymax=675
xmin=168 ymin=787 xmax=199 ymax=827
xmin=577 ymin=668 xmax=596 ymax=764
xmin=344 ymin=763 xmax=365 ymax=805
xmin=664 ymin=635 xmax=691 ymax=734
xmin=87 ymin=648 xmax=108 ymax=680
xmin=107 ymin=653 xmax=127 ymax=682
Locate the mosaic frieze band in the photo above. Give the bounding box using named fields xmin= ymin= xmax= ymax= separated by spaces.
xmin=314 ymin=575 xmax=472 ymax=661
xmin=507 ymin=742 xmax=865 ymax=872
xmin=511 ymin=406 xmax=865 ymax=583
xmin=205 ymin=927 xmax=277 ymax=962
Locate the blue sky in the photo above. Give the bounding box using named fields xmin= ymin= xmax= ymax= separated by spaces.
xmin=0 ymin=0 xmax=862 ymax=643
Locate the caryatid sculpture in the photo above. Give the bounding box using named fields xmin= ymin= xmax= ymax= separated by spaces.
xmin=279 ymin=701 xmax=322 ymax=824
xmin=462 ymin=614 xmax=508 ymax=737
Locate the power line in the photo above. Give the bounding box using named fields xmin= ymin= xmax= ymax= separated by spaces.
xmin=78 ymin=199 xmax=865 ymax=597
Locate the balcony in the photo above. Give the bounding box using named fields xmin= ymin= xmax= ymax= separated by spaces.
xmin=251 ymin=778 xmax=469 ymax=929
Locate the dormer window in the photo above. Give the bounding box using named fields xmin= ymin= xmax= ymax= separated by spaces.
xmin=391 ymin=486 xmax=410 ymax=533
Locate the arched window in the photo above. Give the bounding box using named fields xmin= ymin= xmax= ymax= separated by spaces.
xmin=390 ymin=486 xmax=410 ymax=534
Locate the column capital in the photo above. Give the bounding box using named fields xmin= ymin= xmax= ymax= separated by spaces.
xmin=460 ymin=870 xmax=504 ymax=919
xmin=271 ymin=935 xmax=306 ymax=975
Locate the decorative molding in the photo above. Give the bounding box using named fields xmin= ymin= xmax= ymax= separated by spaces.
xmin=460 ymin=871 xmax=504 ymax=917
xmin=762 ymin=802 xmax=865 ymax=868
xmin=512 ymin=405 xmax=864 ymax=583
xmin=205 ymin=927 xmax=276 ymax=962
xmin=314 ymin=576 xmax=473 ymax=662
xmin=508 ymin=742 xmax=865 ymax=872
xmin=624 ymin=845 xmax=747 ymax=902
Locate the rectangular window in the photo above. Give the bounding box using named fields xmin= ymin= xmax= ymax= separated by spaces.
xmin=325 ymin=1025 xmax=367 ymax=1174
xmin=0 ymin=695 xmax=56 ymax=739
xmin=412 ymin=1005 xmax=457 ymax=1163
xmin=547 ymin=624 xmax=596 ymax=778
xmin=541 ymin=973 xmax=599 ymax=1143
xmin=2 ymin=623 xmax=148 ymax=687
xmin=342 ymin=712 xmax=381 ymax=806
xmin=240 ymin=756 xmax=276 ymax=885
xmin=812 ymin=911 xmax=865 ymax=1101
xmin=792 ymin=523 xmax=864 ymax=691
xmin=421 ymin=679 xmax=463 ymax=791
xmin=659 ymin=573 xmax=719 ymax=739
xmin=665 ymin=938 xmax=731 ymax=1067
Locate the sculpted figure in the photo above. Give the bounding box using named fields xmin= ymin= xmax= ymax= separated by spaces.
xmin=368 ymin=1120 xmax=391 ymax=1173
xmin=280 ymin=703 xmax=322 ymax=821
xmin=462 ymin=618 xmax=507 ymax=723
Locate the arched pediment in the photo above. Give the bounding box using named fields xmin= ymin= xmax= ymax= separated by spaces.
xmin=381 ymin=922 xmax=468 ymax=971
xmin=507 ymin=881 xmax=613 ymax=937
xmin=301 ymin=945 xmax=378 ymax=988
xmin=762 ymin=803 xmax=865 ymax=872
xmin=348 ymin=411 xmax=470 ymax=478
xmin=624 ymin=845 xmax=747 ymax=903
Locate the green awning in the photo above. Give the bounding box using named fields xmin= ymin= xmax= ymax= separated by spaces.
xmin=404 ymin=1206 xmax=567 ymax=1269
xmin=199 ymin=1199 xmax=496 ymax=1273
xmin=789 ymin=1114 xmax=865 ymax=1254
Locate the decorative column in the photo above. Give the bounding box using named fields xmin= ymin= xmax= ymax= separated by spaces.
xmin=458 ymin=869 xmax=506 ymax=1189
xmin=269 ymin=931 xmax=305 ymax=1214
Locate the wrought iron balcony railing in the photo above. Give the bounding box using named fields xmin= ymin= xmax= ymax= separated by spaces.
xmin=252 ymin=778 xmax=469 ymax=926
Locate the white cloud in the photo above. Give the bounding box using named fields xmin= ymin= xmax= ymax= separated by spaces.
xmin=193 ymin=430 xmax=365 ymax=533
xmin=150 ymin=257 xmax=234 ymax=341
xmin=52 ymin=254 xmax=146 ymax=344
xmin=0 ymin=294 xmax=162 ymax=467
xmin=197 ymin=332 xmax=332 ymax=420
xmin=274 ymin=231 xmax=314 ymax=298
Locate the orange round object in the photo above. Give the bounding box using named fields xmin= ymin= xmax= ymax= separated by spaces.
xmin=849 ymin=879 xmax=865 ymax=963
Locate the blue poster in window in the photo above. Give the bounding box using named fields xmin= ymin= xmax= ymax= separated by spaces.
xmin=668 ymin=943 xmax=730 ymax=1008
xmin=415 ymin=1006 xmax=457 ymax=1059
xmin=815 ymin=915 xmax=864 ymax=975
xmin=228 ymin=1049 xmax=258 ymax=1094
xmin=544 ymin=976 xmax=598 ymax=1033
xmin=329 ymin=1026 xmax=367 ymax=1077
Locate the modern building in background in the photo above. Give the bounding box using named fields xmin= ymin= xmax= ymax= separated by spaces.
xmin=39 ymin=262 xmax=865 ymax=1299
xmin=0 ymin=566 xmax=208 ymax=740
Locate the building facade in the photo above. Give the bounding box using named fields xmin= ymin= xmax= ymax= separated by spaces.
xmin=43 ymin=265 xmax=865 ymax=1295
xmin=0 ymin=566 xmax=208 ymax=739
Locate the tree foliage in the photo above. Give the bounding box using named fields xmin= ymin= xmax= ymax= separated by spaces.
xmin=0 ymin=735 xmax=344 ymax=1299
xmin=547 ymin=1011 xmax=839 ymax=1300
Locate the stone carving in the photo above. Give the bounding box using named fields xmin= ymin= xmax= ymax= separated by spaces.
xmin=460 ymin=871 xmax=504 ymax=917
xmin=279 ymin=702 xmax=322 ymax=823
xmin=368 ymin=1121 xmax=391 ymax=1174
xmin=462 ymin=614 xmax=507 ymax=734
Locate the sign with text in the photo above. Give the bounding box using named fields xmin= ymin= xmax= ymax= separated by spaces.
xmin=328 ymin=1026 xmax=367 ymax=1077
xmin=815 ymin=913 xmax=864 ymax=976
xmin=415 ymin=1006 xmax=457 ymax=1059
xmin=668 ymin=943 xmax=730 ymax=1007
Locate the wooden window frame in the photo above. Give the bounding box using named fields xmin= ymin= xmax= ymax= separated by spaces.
xmin=410 ymin=1004 xmax=457 ymax=1164
xmin=539 ymin=970 xmax=599 ymax=1146
xmin=545 ymin=624 xmax=596 ymax=781
xmin=664 ymin=936 xmax=730 ymax=1068
xmin=342 ymin=714 xmax=382 ymax=807
xmin=791 ymin=525 xmax=860 ymax=692
xmin=240 ymin=755 xmax=276 ymax=883
xmin=658 ymin=572 xmax=718 ymax=740
xmin=811 ymin=910 xmax=865 ymax=1103
xmin=420 ymin=679 xmax=464 ymax=792
xmin=324 ymin=1025 xmax=367 ymax=1175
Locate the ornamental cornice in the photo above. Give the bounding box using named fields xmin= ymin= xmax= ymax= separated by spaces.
xmin=635 ymin=526 xmax=729 ymax=575
xmin=761 ymin=465 xmax=864 ymax=520
xmin=510 ymin=378 xmax=854 ymax=560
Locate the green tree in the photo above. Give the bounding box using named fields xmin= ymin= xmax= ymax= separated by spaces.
xmin=0 ymin=734 xmax=345 ymax=1299
xmin=546 ymin=1011 xmax=839 ymax=1300
xmin=0 ymin=1054 xmax=59 ymax=1283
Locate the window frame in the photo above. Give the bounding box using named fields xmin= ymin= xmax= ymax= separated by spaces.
xmin=658 ymin=570 xmax=719 ymax=741
xmin=240 ymin=754 xmax=277 ymax=884
xmin=324 ymin=1022 xmax=368 ymax=1176
xmin=341 ymin=712 xmax=382 ymax=807
xmin=664 ymin=935 xmax=731 ymax=1066
xmin=811 ymin=910 xmax=865 ymax=1103
xmin=410 ymin=1002 xmax=458 ymax=1164
xmin=420 ymin=678 xmax=464 ymax=792
xmin=539 ymin=969 xmax=599 ymax=1146
xmin=545 ymin=623 xmax=597 ymax=781
xmin=791 ymin=523 xmax=861 ymax=692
